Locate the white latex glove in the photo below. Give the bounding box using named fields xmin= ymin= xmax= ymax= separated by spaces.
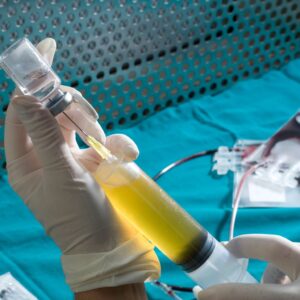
xmin=5 ymin=38 xmax=160 ymax=292
xmin=196 ymin=234 xmax=300 ymax=300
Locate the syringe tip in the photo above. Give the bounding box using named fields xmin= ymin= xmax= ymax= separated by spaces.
xmin=86 ymin=135 xmax=112 ymax=160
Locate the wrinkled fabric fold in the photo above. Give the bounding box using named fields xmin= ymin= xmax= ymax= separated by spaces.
xmin=62 ymin=233 xmax=160 ymax=292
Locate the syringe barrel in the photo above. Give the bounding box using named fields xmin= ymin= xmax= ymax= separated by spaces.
xmin=94 ymin=160 xmax=257 ymax=288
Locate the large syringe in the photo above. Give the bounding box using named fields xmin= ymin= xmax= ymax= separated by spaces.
xmin=0 ymin=38 xmax=257 ymax=289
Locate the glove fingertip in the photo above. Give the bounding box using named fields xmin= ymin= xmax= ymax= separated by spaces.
xmin=123 ymin=143 xmax=139 ymax=161
xmin=193 ymin=286 xmax=202 ymax=299
xmin=60 ymin=85 xmax=82 ymax=97
xmin=36 ymin=38 xmax=57 ymax=65
xmin=106 ymin=134 xmax=139 ymax=162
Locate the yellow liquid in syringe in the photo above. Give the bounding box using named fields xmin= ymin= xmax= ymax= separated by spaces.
xmin=94 ymin=161 xmax=207 ymax=265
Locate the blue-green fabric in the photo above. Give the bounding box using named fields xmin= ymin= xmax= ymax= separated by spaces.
xmin=1 ymin=59 xmax=300 ymax=299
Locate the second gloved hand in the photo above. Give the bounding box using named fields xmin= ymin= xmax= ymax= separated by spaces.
xmin=196 ymin=235 xmax=300 ymax=300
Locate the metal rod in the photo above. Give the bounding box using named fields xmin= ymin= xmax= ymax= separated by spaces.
xmin=62 ymin=111 xmax=88 ymax=137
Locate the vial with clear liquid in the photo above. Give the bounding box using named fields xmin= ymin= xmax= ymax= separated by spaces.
xmin=0 ymin=38 xmax=73 ymax=115
xmin=0 ymin=38 xmax=101 ymax=143
xmin=0 ymin=38 xmax=60 ymax=101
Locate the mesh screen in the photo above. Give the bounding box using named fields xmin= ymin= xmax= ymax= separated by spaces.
xmin=0 ymin=0 xmax=300 ymax=170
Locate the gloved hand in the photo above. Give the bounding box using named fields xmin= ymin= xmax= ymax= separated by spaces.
xmin=4 ymin=38 xmax=160 ymax=292
xmin=196 ymin=234 xmax=300 ymax=300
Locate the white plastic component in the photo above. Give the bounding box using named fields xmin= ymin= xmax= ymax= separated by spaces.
xmin=0 ymin=273 xmax=37 ymax=300
xmin=187 ymin=241 xmax=257 ymax=288
xmin=248 ymin=178 xmax=286 ymax=203
xmin=234 ymin=168 xmax=300 ymax=207
xmin=213 ymin=146 xmax=243 ymax=175
xmin=192 ymin=285 xmax=202 ymax=298
xmin=234 ymin=140 xmax=300 ymax=207
xmin=212 ymin=140 xmax=300 ymax=207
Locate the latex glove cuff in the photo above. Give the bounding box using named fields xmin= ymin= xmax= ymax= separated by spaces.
xmin=61 ymin=233 xmax=160 ymax=292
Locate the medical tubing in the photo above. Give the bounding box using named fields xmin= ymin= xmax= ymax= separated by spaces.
xmin=230 ymin=161 xmax=266 ymax=241
xmin=94 ymin=157 xmax=257 ymax=287
xmin=229 ymin=164 xmax=259 ymax=240
xmin=152 ymin=149 xmax=217 ymax=181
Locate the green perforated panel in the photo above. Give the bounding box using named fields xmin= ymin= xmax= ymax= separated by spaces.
xmin=0 ymin=0 xmax=300 ymax=171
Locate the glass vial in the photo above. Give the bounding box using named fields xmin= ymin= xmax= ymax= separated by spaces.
xmin=0 ymin=38 xmax=72 ymax=116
